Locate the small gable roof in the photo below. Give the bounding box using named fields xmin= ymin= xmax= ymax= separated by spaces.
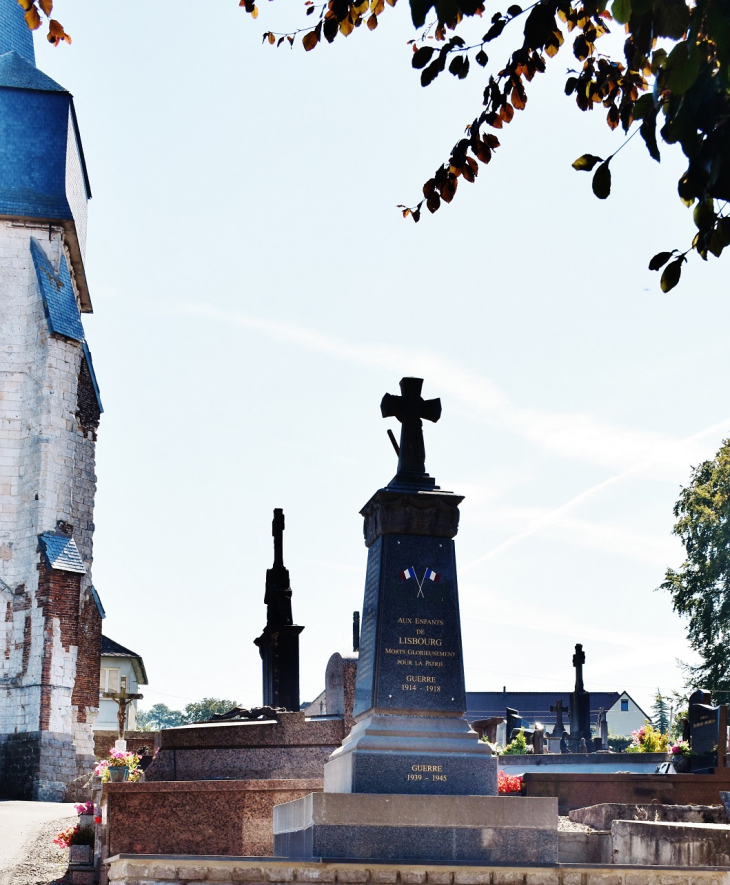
xmin=101 ymin=635 xmax=148 ymax=685
xmin=0 ymin=50 xmax=66 ymax=93
xmin=30 ymin=237 xmax=84 ymax=341
xmin=38 ymin=533 xmax=85 ymax=574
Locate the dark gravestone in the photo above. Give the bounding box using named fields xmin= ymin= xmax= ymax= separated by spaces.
xmin=506 ymin=707 xmax=522 ymax=742
xmin=688 ymin=689 xmax=729 ymax=773
xmin=253 ymin=509 xmax=304 ymax=712
xmin=324 ymin=377 xmax=495 ymax=796
xmin=569 ymin=643 xmax=592 ymax=751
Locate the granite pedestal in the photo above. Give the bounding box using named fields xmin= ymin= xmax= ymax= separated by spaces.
xmin=273 ymin=792 xmax=558 ymax=863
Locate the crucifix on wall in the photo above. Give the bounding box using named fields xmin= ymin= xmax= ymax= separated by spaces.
xmin=103 ymin=675 xmax=143 ymax=741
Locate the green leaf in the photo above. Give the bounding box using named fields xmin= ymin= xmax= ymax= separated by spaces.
xmin=572 ymin=153 xmax=603 ymax=171
xmin=632 ymin=94 xmax=654 ymax=121
xmin=412 ymin=46 xmax=435 ymax=68
xmin=611 ymin=0 xmax=631 ymax=25
xmin=648 ymin=251 xmax=673 ymax=271
xmin=592 ymin=160 xmax=611 ymax=198
xmin=410 ymin=0 xmax=435 ymax=28
xmin=653 ymin=0 xmax=690 ymax=40
xmin=660 ymin=257 xmax=683 ymax=292
xmin=664 ymin=41 xmax=701 ymax=95
xmin=640 ymin=112 xmax=660 ymax=162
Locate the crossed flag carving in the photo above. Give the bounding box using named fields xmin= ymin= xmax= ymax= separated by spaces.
xmin=398 ymin=566 xmax=441 ymax=598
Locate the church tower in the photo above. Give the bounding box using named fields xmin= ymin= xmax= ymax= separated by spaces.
xmin=0 ymin=0 xmax=105 ymax=800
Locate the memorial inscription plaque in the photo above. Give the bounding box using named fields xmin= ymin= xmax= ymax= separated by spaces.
xmin=354 ymin=533 xmax=464 ymax=717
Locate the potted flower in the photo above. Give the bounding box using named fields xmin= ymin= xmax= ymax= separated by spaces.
xmin=670 ymin=740 xmax=692 ymax=772
xmin=95 ymin=749 xmax=142 ymax=783
xmin=53 ymin=823 xmax=95 ymax=864
xmin=74 ymin=801 xmax=94 ymax=828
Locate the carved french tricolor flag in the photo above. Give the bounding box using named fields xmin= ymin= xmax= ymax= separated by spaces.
xmin=424 ymin=568 xmax=441 ymax=583
xmin=399 ymin=566 xmax=417 ymax=581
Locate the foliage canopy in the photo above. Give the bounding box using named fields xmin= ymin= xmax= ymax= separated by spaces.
xmin=136 ymin=698 xmax=239 ymax=730
xmin=22 ymin=0 xmax=730 ymax=289
xmin=661 ymin=440 xmax=730 ymax=705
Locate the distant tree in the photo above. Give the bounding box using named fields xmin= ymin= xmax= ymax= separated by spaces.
xmin=136 ymin=703 xmax=185 ymax=731
xmin=182 ymin=698 xmax=239 ymax=724
xmin=607 ymin=734 xmax=631 ymax=752
xmin=23 ymin=0 xmax=730 ymax=291
xmin=668 ymin=691 xmax=689 ymax=741
xmin=651 ymin=689 xmax=669 ymax=733
xmin=661 ymin=440 xmax=730 ymax=706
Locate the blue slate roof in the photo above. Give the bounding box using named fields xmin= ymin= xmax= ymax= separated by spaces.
xmin=0 ymin=0 xmax=35 ymax=66
xmin=0 ymin=49 xmax=65 ymax=92
xmin=83 ymin=342 xmax=103 ymax=413
xmin=30 ymin=236 xmax=84 ymax=341
xmin=39 ymin=533 xmax=86 ymax=574
xmin=90 ymin=585 xmax=106 ymax=619
xmin=466 ymin=690 xmax=623 ymax=726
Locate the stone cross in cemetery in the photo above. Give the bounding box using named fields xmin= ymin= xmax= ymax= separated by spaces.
xmin=103 ymin=676 xmax=143 ymax=745
xmin=254 ymin=509 xmax=304 ymax=712
xmin=380 ymin=376 xmax=442 ymax=488
xmin=272 ymin=378 xmax=556 ymax=867
xmin=569 ymin=643 xmax=592 ymax=750
xmin=550 ymin=699 xmax=569 ymax=737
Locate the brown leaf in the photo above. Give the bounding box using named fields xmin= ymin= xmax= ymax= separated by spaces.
xmin=426 ymin=191 xmax=441 ymax=213
xmin=24 ymin=6 xmax=41 ymax=30
xmin=38 ymin=0 xmax=52 ymax=15
xmin=302 ymin=29 xmax=319 ymax=49
xmin=367 ymin=13 xmax=378 ymax=28
xmin=16 ymin=0 xmax=33 ymax=11
xmin=441 ymin=175 xmax=457 ymax=202
xmin=339 ymin=16 xmax=354 ymax=34
xmin=267 ymin=31 xmax=276 ymax=43
xmin=251 ymin=6 xmax=259 ymax=19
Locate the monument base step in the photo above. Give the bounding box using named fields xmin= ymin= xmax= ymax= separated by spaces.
xmin=324 ymin=714 xmax=497 ymax=795
xmin=273 ymin=792 xmax=558 ymax=863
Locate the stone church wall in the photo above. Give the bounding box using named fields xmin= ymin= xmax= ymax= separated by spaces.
xmin=0 ymin=221 xmax=102 ymax=798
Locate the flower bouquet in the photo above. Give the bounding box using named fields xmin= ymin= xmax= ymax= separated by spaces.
xmin=670 ymin=740 xmax=692 ymax=771
xmin=626 ymin=723 xmax=670 ymax=753
xmin=497 ymin=769 xmax=523 ymax=794
xmin=95 ymin=749 xmax=142 ymax=783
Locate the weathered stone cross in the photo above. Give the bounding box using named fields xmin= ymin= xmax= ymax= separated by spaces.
xmin=549 ymin=698 xmax=569 ymax=736
xmin=573 ymin=643 xmax=586 ymax=693
xmin=103 ymin=675 xmax=143 ymax=740
xmin=264 ymin=508 xmax=293 ymax=627
xmin=381 ymin=377 xmax=441 ymax=482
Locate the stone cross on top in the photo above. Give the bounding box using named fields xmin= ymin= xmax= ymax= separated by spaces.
xmin=265 ymin=508 xmax=293 ymax=627
xmin=573 ymin=643 xmax=586 ymax=693
xmin=381 ymin=377 xmax=441 ymax=488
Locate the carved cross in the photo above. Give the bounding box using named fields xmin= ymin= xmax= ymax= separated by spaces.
xmin=381 ymin=377 xmax=441 ymax=480
xmin=550 ymin=698 xmax=569 ymax=736
xmin=264 ymin=508 xmax=293 ymax=626
xmin=272 ymin=508 xmax=285 ymax=568
xmin=103 ymin=676 xmax=143 ymax=740
xmin=573 ymin=643 xmax=586 ymax=693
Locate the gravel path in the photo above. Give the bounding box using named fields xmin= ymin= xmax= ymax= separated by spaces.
xmin=0 ymin=816 xmax=74 ymax=885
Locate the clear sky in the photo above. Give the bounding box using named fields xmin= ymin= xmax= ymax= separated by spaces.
xmin=34 ymin=0 xmax=730 ymax=721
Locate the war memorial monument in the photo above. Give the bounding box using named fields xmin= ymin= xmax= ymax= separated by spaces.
xmin=273 ymin=377 xmax=558 ymax=862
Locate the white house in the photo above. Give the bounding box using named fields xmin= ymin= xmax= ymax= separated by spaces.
xmin=605 ymin=690 xmax=653 ymax=737
xmin=95 ymin=635 xmax=148 ymax=732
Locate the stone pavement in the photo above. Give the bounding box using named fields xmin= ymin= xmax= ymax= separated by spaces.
xmin=0 ymin=801 xmax=76 ymax=885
